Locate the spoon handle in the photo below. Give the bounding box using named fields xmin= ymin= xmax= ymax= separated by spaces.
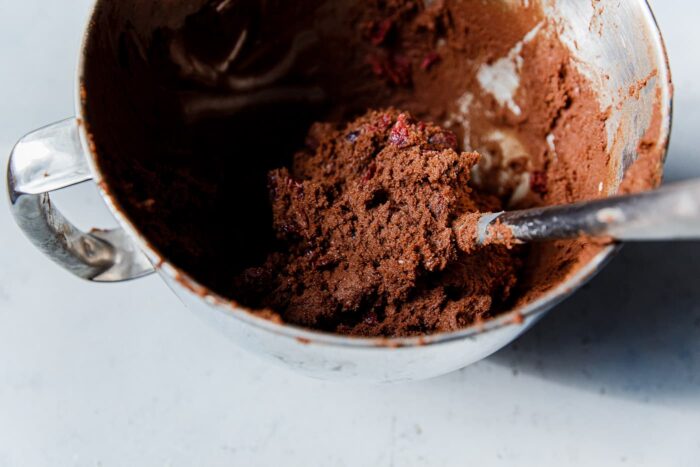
xmin=478 ymin=179 xmax=700 ymax=244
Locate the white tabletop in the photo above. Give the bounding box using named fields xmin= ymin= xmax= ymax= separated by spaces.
xmin=1 ymin=1 xmax=700 ymax=466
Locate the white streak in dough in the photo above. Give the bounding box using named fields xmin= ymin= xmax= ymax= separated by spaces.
xmin=477 ymin=22 xmax=544 ymax=116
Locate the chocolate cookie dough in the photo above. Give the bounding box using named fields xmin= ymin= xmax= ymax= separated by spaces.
xmin=81 ymin=0 xmax=664 ymax=337
xmin=235 ymin=109 xmax=520 ymax=335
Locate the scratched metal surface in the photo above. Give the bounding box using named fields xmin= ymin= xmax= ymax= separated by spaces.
xmin=1 ymin=0 xmax=700 ymax=465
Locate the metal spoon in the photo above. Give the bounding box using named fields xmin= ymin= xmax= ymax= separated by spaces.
xmin=453 ymin=179 xmax=700 ymax=248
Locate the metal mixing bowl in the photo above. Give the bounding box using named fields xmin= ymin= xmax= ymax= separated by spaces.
xmin=8 ymin=0 xmax=672 ymax=382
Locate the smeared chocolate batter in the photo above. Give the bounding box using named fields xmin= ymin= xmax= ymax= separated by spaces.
xmin=81 ymin=0 xmax=660 ymax=336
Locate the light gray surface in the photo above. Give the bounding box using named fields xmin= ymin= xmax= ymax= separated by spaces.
xmin=1 ymin=1 xmax=700 ymax=466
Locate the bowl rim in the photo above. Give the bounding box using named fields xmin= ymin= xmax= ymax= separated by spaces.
xmin=75 ymin=0 xmax=673 ymax=349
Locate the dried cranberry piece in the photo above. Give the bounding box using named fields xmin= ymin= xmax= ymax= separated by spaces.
xmin=420 ymin=52 xmax=441 ymax=71
xmin=366 ymin=53 xmax=413 ymax=87
xmin=362 ymin=162 xmax=377 ymax=182
xmin=530 ymin=171 xmax=548 ymax=195
xmin=379 ymin=113 xmax=394 ymax=130
xmin=428 ymin=131 xmax=458 ymax=151
xmin=389 ymin=113 xmax=414 ymax=148
xmin=369 ymin=18 xmax=394 ymax=46
xmin=386 ymin=54 xmax=412 ymax=86
xmin=367 ymin=54 xmax=385 ymax=78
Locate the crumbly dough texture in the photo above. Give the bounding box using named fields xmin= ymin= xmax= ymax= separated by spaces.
xmin=235 ymin=110 xmax=520 ymax=336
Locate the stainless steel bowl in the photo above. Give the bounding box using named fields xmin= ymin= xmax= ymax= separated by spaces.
xmin=7 ymin=0 xmax=672 ymax=382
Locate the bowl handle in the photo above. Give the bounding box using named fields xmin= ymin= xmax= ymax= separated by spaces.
xmin=6 ymin=118 xmax=155 ymax=282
